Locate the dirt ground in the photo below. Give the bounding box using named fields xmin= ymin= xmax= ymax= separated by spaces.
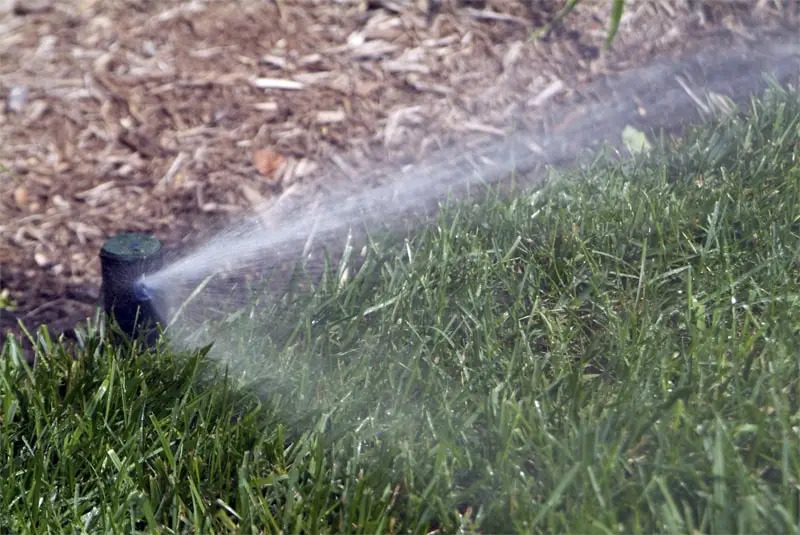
xmin=1 ymin=0 xmax=797 ymax=339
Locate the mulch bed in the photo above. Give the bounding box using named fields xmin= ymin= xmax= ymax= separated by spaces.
xmin=1 ymin=0 xmax=796 ymax=338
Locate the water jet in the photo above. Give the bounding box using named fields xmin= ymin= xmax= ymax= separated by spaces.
xmin=137 ymin=36 xmax=800 ymax=352
xmin=99 ymin=232 xmax=164 ymax=345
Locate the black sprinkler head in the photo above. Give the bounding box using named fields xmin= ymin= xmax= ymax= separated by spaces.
xmin=100 ymin=232 xmax=164 ymax=345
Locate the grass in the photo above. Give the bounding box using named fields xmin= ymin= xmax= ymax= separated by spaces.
xmin=2 ymin=85 xmax=800 ymax=533
xmin=542 ymin=0 xmax=626 ymax=47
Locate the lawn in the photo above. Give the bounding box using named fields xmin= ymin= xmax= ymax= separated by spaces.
xmin=2 ymin=85 xmax=800 ymax=534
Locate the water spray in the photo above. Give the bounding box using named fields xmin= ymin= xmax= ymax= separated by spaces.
xmin=136 ymin=35 xmax=799 ymax=352
xmin=99 ymin=232 xmax=164 ymax=345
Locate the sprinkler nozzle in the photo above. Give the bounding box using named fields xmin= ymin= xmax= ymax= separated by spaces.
xmin=100 ymin=232 xmax=164 ymax=345
xmin=132 ymin=276 xmax=154 ymax=302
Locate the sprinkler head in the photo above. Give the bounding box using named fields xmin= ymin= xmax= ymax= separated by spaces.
xmin=99 ymin=232 xmax=164 ymax=345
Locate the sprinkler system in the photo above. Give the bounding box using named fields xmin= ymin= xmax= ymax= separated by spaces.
xmin=99 ymin=232 xmax=164 ymax=345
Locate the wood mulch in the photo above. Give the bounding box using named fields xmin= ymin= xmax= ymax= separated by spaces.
xmin=1 ymin=0 xmax=796 ymax=339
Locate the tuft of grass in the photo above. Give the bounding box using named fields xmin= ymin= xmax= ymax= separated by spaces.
xmin=2 ymin=86 xmax=800 ymax=533
xmin=537 ymin=0 xmax=627 ymax=48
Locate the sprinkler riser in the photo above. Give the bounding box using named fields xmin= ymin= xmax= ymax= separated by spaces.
xmin=99 ymin=233 xmax=164 ymax=345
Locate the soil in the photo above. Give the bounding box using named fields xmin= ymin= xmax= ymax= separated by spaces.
xmin=1 ymin=0 xmax=798 ymax=343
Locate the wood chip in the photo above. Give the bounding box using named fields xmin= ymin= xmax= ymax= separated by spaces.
xmin=155 ymin=151 xmax=186 ymax=189
xmin=253 ymin=101 xmax=279 ymax=112
xmin=7 ymin=86 xmax=28 ymax=113
xmin=34 ymin=252 xmax=52 ymax=268
xmin=466 ymin=8 xmax=531 ymax=27
xmin=293 ymin=158 xmax=318 ymax=180
xmin=384 ymin=47 xmax=430 ymax=74
xmin=315 ymin=109 xmax=346 ymax=123
xmin=250 ymin=77 xmax=304 ymax=90
xmin=461 ymin=121 xmax=506 ymax=137
xmin=298 ymin=53 xmax=323 ymax=66
xmin=51 ymin=194 xmax=69 ymax=209
xmin=293 ymin=71 xmax=335 ymax=85
xmin=404 ymin=76 xmax=453 ymax=95
xmin=66 ymin=221 xmax=102 ymax=244
xmin=240 ymin=183 xmax=266 ymax=207
xmin=502 ymin=41 xmax=524 ymax=72
xmin=24 ymin=100 xmax=48 ymax=123
xmin=348 ymin=39 xmax=401 ymax=60
xmin=74 ymin=181 xmax=115 ymax=200
xmin=528 ymin=79 xmax=566 ymax=107
xmin=260 ymin=54 xmax=289 ymax=69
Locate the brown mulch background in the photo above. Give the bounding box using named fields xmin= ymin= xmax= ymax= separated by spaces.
xmin=1 ymin=0 xmax=798 ymax=339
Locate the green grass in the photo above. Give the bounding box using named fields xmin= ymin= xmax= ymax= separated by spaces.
xmin=3 ymin=86 xmax=800 ymax=533
xmin=541 ymin=0 xmax=626 ymax=47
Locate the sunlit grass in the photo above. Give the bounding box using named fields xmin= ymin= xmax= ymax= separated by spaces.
xmin=2 ymin=86 xmax=800 ymax=533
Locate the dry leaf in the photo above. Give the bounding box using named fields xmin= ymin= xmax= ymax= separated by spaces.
xmin=13 ymin=186 xmax=27 ymax=209
xmin=252 ymin=148 xmax=287 ymax=176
